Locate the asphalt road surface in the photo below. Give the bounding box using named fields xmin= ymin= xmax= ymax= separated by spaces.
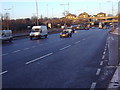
xmin=1 ymin=27 xmax=111 ymax=88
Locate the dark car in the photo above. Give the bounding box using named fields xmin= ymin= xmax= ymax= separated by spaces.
xmin=60 ymin=31 xmax=72 ymax=38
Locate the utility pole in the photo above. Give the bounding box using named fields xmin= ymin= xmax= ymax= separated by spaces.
xmin=68 ymin=2 xmax=69 ymax=13
xmin=4 ymin=8 xmax=11 ymax=30
xmin=99 ymin=2 xmax=101 ymax=12
xmin=36 ymin=0 xmax=39 ymax=26
xmin=47 ymin=4 xmax=48 ymax=18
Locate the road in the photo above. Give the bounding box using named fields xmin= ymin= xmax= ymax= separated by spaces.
xmin=1 ymin=27 xmax=111 ymax=88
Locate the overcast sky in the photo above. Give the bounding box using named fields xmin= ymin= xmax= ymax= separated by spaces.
xmin=0 ymin=0 xmax=119 ymax=19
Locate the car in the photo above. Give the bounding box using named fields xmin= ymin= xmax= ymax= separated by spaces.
xmin=0 ymin=30 xmax=13 ymax=42
xmin=103 ymin=26 xmax=107 ymax=29
xmin=91 ymin=26 xmax=95 ymax=29
xmin=60 ymin=31 xmax=72 ymax=38
xmin=66 ymin=28 xmax=75 ymax=33
xmin=85 ymin=27 xmax=89 ymax=30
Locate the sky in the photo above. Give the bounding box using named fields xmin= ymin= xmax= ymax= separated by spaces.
xmin=0 ymin=0 xmax=119 ymax=19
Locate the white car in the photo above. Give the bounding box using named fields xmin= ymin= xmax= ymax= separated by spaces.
xmin=0 ymin=30 xmax=13 ymax=42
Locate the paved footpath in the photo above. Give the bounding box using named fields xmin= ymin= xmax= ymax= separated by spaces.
xmin=108 ymin=28 xmax=120 ymax=89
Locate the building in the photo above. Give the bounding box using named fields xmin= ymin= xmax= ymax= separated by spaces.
xmin=65 ymin=13 xmax=76 ymax=20
xmin=97 ymin=12 xmax=106 ymax=17
xmin=78 ymin=12 xmax=89 ymax=19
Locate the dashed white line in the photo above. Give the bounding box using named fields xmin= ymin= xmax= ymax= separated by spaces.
xmin=82 ymin=39 xmax=86 ymax=40
xmin=104 ymin=48 xmax=107 ymax=51
xmin=74 ymin=41 xmax=81 ymax=44
xmin=25 ymin=52 xmax=53 ymax=65
xmin=103 ymin=51 xmax=106 ymax=55
xmin=59 ymin=45 xmax=71 ymax=50
xmin=32 ymin=46 xmax=36 ymax=48
xmin=0 ymin=71 xmax=8 ymax=75
xmin=102 ymin=55 xmax=105 ymax=59
xmin=1 ymin=53 xmax=9 ymax=56
xmin=90 ymin=82 xmax=96 ymax=90
xmin=96 ymin=68 xmax=101 ymax=75
xmin=110 ymin=37 xmax=114 ymax=40
xmin=100 ymin=61 xmax=104 ymax=66
xmin=12 ymin=50 xmax=21 ymax=53
xmin=24 ymin=48 xmax=29 ymax=50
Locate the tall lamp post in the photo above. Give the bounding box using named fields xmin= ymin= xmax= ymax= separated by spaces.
xmin=60 ymin=3 xmax=69 ymax=28
xmin=36 ymin=0 xmax=39 ymax=26
xmin=4 ymin=8 xmax=11 ymax=30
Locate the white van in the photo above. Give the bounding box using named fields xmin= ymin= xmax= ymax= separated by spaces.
xmin=0 ymin=30 xmax=13 ymax=42
xmin=29 ymin=26 xmax=48 ymax=40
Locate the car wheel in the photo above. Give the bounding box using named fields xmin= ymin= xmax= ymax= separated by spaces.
xmin=30 ymin=36 xmax=32 ymax=40
xmin=44 ymin=35 xmax=47 ymax=38
xmin=9 ymin=38 xmax=12 ymax=42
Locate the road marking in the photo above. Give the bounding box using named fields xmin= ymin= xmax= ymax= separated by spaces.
xmin=96 ymin=68 xmax=101 ymax=75
xmin=24 ymin=48 xmax=29 ymax=50
xmin=12 ymin=50 xmax=21 ymax=53
xmin=104 ymin=48 xmax=107 ymax=51
xmin=0 ymin=71 xmax=8 ymax=75
xmin=32 ymin=46 xmax=37 ymax=48
xmin=82 ymin=39 xmax=86 ymax=40
xmin=100 ymin=61 xmax=104 ymax=66
xmin=1 ymin=53 xmax=9 ymax=56
xmin=90 ymin=82 xmax=96 ymax=90
xmin=103 ymin=51 xmax=106 ymax=55
xmin=25 ymin=52 xmax=53 ymax=65
xmin=110 ymin=37 xmax=114 ymax=40
xmin=74 ymin=41 xmax=81 ymax=44
xmin=102 ymin=55 xmax=105 ymax=59
xmin=59 ymin=45 xmax=71 ymax=50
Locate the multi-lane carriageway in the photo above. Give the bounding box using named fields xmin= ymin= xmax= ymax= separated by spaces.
xmin=1 ymin=27 xmax=115 ymax=88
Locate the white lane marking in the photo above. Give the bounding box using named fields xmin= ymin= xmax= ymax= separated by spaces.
xmin=74 ymin=41 xmax=81 ymax=44
xmin=59 ymin=45 xmax=71 ymax=51
xmin=1 ymin=53 xmax=9 ymax=56
xmin=25 ymin=52 xmax=53 ymax=65
xmin=103 ymin=51 xmax=106 ymax=55
xmin=90 ymin=82 xmax=96 ymax=90
xmin=100 ymin=61 xmax=104 ymax=66
xmin=0 ymin=71 xmax=8 ymax=75
xmin=32 ymin=46 xmax=36 ymax=48
xmin=12 ymin=50 xmax=21 ymax=53
xmin=24 ymin=48 xmax=29 ymax=50
xmin=104 ymin=48 xmax=107 ymax=51
xmin=110 ymin=37 xmax=114 ymax=40
xmin=102 ymin=55 xmax=105 ymax=59
xmin=96 ymin=68 xmax=101 ymax=75
xmin=82 ymin=39 xmax=86 ymax=40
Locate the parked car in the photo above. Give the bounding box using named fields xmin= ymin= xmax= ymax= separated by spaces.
xmin=29 ymin=26 xmax=48 ymax=40
xmin=0 ymin=30 xmax=13 ymax=42
xmin=60 ymin=30 xmax=72 ymax=38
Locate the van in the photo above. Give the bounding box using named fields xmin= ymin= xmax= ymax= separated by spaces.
xmin=29 ymin=26 xmax=48 ymax=40
xmin=0 ymin=30 xmax=13 ymax=42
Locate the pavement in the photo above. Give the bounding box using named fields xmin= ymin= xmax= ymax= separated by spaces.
xmin=108 ymin=27 xmax=120 ymax=89
xmin=1 ymin=27 xmax=115 ymax=88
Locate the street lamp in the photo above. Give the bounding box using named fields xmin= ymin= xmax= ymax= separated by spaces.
xmin=4 ymin=8 xmax=12 ymax=30
xmin=60 ymin=3 xmax=69 ymax=28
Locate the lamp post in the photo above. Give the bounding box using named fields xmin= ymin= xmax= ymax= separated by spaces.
xmin=60 ymin=3 xmax=69 ymax=28
xmin=36 ymin=0 xmax=39 ymax=26
xmin=4 ymin=8 xmax=11 ymax=30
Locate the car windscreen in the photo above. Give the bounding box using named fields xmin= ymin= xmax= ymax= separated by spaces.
xmin=31 ymin=29 xmax=41 ymax=32
xmin=62 ymin=31 xmax=68 ymax=34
